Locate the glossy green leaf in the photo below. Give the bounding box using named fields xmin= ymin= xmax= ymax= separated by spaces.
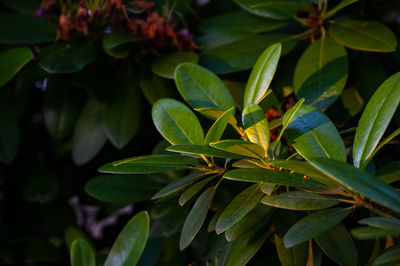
xmin=242 ymin=104 xmax=270 ymax=152
xmin=276 ymin=98 xmax=304 ymax=141
xmin=175 ymin=63 xmax=234 ymax=109
xmin=152 ymin=98 xmax=204 ymax=145
xmin=351 ymin=227 xmax=400 ymax=239
xmin=366 ymin=128 xmax=400 ymax=167
xmin=0 ymin=47 xmax=33 ymax=87
xmin=105 ymin=68 xmax=141 ymax=149
xmin=39 ymin=42 xmax=97 ymax=74
xmin=152 ymin=52 xmax=199 ymax=79
xmin=315 ymin=224 xmax=358 ymax=266
xmin=179 ymin=176 xmax=216 ymax=206
xmin=205 ymin=107 xmax=235 ymax=144
xmin=71 ymin=99 xmax=107 ymax=165
xmin=376 ymin=161 xmax=400 ymax=184
xmin=224 ymin=168 xmax=328 ymax=189
xmin=285 ymin=105 xmax=346 ymax=162
xmin=309 ymin=158 xmax=400 ymax=212
xmin=261 ymin=191 xmax=339 ymax=210
xmin=244 ymin=43 xmax=281 ymax=106
xmin=329 ymin=17 xmax=397 ymax=52
xmin=180 ymin=186 xmax=216 ymax=250
xmin=166 ymin=144 xmax=247 ymax=159
xmin=359 ymin=217 xmax=400 ymax=230
xmin=85 ymin=175 xmax=160 ymax=204
xmin=210 ymin=140 xmax=266 ymax=159
xmin=283 ymin=207 xmax=352 ymax=248
xmin=325 ymin=0 xmax=359 ymax=18
xmin=70 ymin=239 xmax=95 ymax=266
xmin=293 ymin=36 xmax=348 ymax=109
xmin=194 ymin=107 xmax=238 ymax=125
xmin=274 ymin=234 xmax=308 ymax=266
xmin=98 ymin=155 xmax=199 ymax=174
xmin=353 ymin=72 xmax=400 ymax=168
xmin=0 ymin=14 xmax=57 ymax=43
xmin=216 ymin=184 xmax=264 ymax=234
xmin=372 ymin=245 xmax=400 ymax=266
xmin=0 ymin=99 xmax=20 ymax=164
xmin=65 ymin=227 xmax=92 ymax=252
xmin=105 ymin=211 xmax=149 ymax=266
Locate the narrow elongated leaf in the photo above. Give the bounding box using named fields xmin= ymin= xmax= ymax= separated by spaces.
xmin=152 ymin=52 xmax=199 ymax=79
xmin=152 ymin=98 xmax=204 ymax=144
xmin=175 ymin=63 xmax=234 ymax=109
xmin=105 ymin=211 xmax=149 ymax=266
xmin=353 ymin=72 xmax=400 ymax=168
xmin=351 ymin=227 xmax=400 ymax=239
xmin=205 ymin=107 xmax=235 ymax=144
xmin=210 ymin=140 xmax=265 ymax=159
xmin=359 ymin=217 xmax=400 ymax=230
xmin=283 ymin=207 xmax=352 ymax=248
xmin=376 ymin=161 xmax=400 ymax=184
xmin=329 ymin=17 xmax=397 ymax=52
xmin=243 ymin=43 xmax=281 ymax=106
xmin=285 ymin=105 xmax=346 ymax=162
xmin=275 ymin=234 xmax=308 ymax=266
xmin=0 ymin=47 xmax=33 ymax=87
xmin=261 ymin=191 xmax=339 ymax=210
xmin=180 ymin=186 xmax=216 ymax=250
xmin=194 ymin=107 xmax=238 ymax=125
xmin=70 ymin=239 xmax=95 ymax=266
xmin=366 ymin=128 xmax=400 ymax=167
xmin=98 ymin=155 xmax=199 ymax=174
xmin=293 ymin=36 xmax=348 ymax=109
xmin=216 ymin=184 xmax=264 ymax=234
xmin=372 ymin=245 xmax=400 ymax=266
xmin=0 ymin=99 xmax=20 ymax=164
xmin=309 ymin=158 xmax=400 ymax=212
xmin=242 ymin=104 xmax=270 ymax=152
xmin=179 ymin=176 xmax=216 ymax=206
xmin=276 ymin=98 xmax=304 ymax=141
xmin=315 ymin=224 xmax=358 ymax=266
xmin=0 ymin=14 xmax=57 ymax=43
xmin=166 ymin=144 xmax=247 ymax=159
xmin=325 ymin=0 xmax=359 ymax=18
xmin=224 ymin=168 xmax=327 ymax=189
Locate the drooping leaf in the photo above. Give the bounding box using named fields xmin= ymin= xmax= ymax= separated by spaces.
xmin=285 ymin=105 xmax=346 ymax=162
xmin=315 ymin=224 xmax=358 ymax=266
xmin=261 ymin=191 xmax=339 ymax=210
xmin=105 ymin=211 xmax=149 ymax=266
xmin=166 ymin=144 xmax=247 ymax=159
xmin=179 ymin=176 xmax=216 ymax=206
xmin=309 ymin=158 xmax=400 ymax=212
xmin=372 ymin=245 xmax=400 ymax=266
xmin=353 ymin=72 xmax=400 ymax=168
xmin=358 ymin=217 xmax=400 ymax=231
xmin=276 ymin=98 xmax=304 ymax=141
xmin=98 ymin=155 xmax=200 ymax=174
xmin=175 ymin=63 xmax=234 ymax=109
xmin=70 ymin=239 xmax=95 ymax=266
xmin=283 ymin=207 xmax=352 ymax=248
xmin=242 ymin=104 xmax=270 ymax=152
xmin=210 ymin=140 xmax=266 ymax=159
xmin=152 ymin=52 xmax=199 ymax=79
xmin=152 ymin=98 xmax=204 ymax=145
xmin=205 ymin=107 xmax=235 ymax=144
xmin=293 ymin=36 xmax=348 ymax=109
xmin=329 ymin=17 xmax=397 ymax=52
xmin=180 ymin=186 xmax=216 ymax=250
xmin=0 ymin=99 xmax=20 ymax=164
xmin=243 ymin=43 xmax=281 ymax=106
xmin=216 ymin=184 xmax=264 ymax=234
xmin=274 ymin=233 xmax=308 ymax=266
xmin=0 ymin=47 xmax=33 ymax=88
xmin=351 ymin=227 xmax=400 ymax=240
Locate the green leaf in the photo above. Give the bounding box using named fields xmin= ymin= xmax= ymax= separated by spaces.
xmin=70 ymin=239 xmax=95 ymax=266
xmin=152 ymin=98 xmax=204 ymax=145
xmin=274 ymin=233 xmax=308 ymax=266
xmin=175 ymin=63 xmax=234 ymax=109
xmin=39 ymin=42 xmax=97 ymax=74
xmin=180 ymin=186 xmax=216 ymax=250
xmin=194 ymin=107 xmax=238 ymax=125
xmin=315 ymin=224 xmax=358 ymax=266
xmin=216 ymin=184 xmax=264 ymax=234
xmin=283 ymin=207 xmax=352 ymax=248
xmin=242 ymin=104 xmax=270 ymax=152
xmin=293 ymin=36 xmax=348 ymax=109
xmin=43 ymin=76 xmax=86 ymax=140
xmin=224 ymin=168 xmax=328 ymax=189
xmin=261 ymin=191 xmax=339 ymax=210
xmin=372 ymin=245 xmax=400 ymax=266
xmin=179 ymin=176 xmax=216 ymax=206
xmin=210 ymin=140 xmax=266 ymax=159
xmin=72 ymin=99 xmax=107 ymax=165
xmin=376 ymin=161 xmax=400 ymax=184
xmin=166 ymin=144 xmax=247 ymax=159
xmin=205 ymin=107 xmax=235 ymax=144
xmin=309 ymin=158 xmax=400 ymax=212
xmin=244 ymin=43 xmax=281 ymax=106
xmin=276 ymin=98 xmax=304 ymax=141
xmin=98 ymin=155 xmax=199 ymax=174
xmin=105 ymin=211 xmax=149 ymax=266
xmin=353 ymin=72 xmax=400 ymax=168
xmin=65 ymin=227 xmax=93 ymax=252
xmin=325 ymin=0 xmax=359 ymax=18
xmin=358 ymin=217 xmax=400 ymax=230
xmin=0 ymin=99 xmax=20 ymax=164
xmin=365 ymin=128 xmax=400 ymax=167
xmin=285 ymin=105 xmax=346 ymax=162
xmin=0 ymin=14 xmax=57 ymax=43
xmin=105 ymin=67 xmax=141 ymax=149
xmin=351 ymin=227 xmax=400 ymax=240
xmin=102 ymin=30 xmax=136 ymax=58
xmin=152 ymin=172 xmax=208 ymax=200
xmin=139 ymin=71 xmax=176 ymax=104
xmin=152 ymin=52 xmax=199 ymax=79
xmin=85 ymin=175 xmax=160 ymax=204
xmin=329 ymin=17 xmax=397 ymax=52
xmin=0 ymin=47 xmax=33 ymax=87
